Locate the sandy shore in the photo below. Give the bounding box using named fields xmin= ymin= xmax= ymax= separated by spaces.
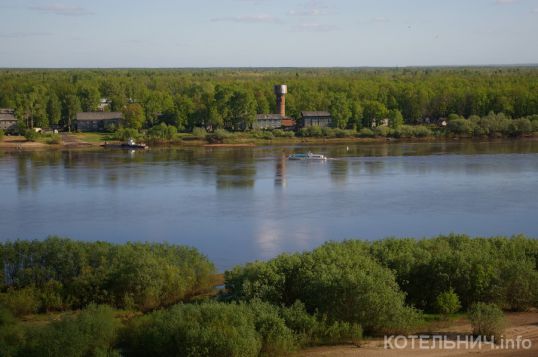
xmin=301 ymin=312 xmax=538 ymax=357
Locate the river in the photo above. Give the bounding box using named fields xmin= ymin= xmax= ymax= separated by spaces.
xmin=1 ymin=139 xmax=537 ymax=270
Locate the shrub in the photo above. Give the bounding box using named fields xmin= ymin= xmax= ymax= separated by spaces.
xmin=21 ymin=304 xmax=120 ymax=357
xmin=297 ymin=126 xmax=323 ymax=137
xmin=468 ymin=303 xmax=505 ymax=341
xmin=357 ymin=128 xmax=375 ymax=138
xmin=115 ymin=128 xmax=140 ymax=141
xmin=0 ymin=305 xmax=25 ymax=357
xmin=192 ymin=127 xmax=207 ymax=138
xmin=45 ymin=134 xmax=61 ymax=145
xmin=206 ymin=129 xmax=231 ymax=143
xmin=224 ymin=241 xmax=421 ymax=335
xmin=0 ymin=287 xmax=40 ymax=316
xmin=121 ymin=302 xmax=263 ymax=357
xmin=24 ymin=129 xmax=39 ymax=142
xmin=435 ymin=289 xmax=461 ymax=315
xmin=447 ymin=118 xmax=473 ymax=136
xmin=280 ymin=300 xmax=362 ymax=347
xmin=334 ymin=128 xmax=352 ymax=138
xmin=247 ymin=299 xmax=297 ymax=355
xmin=321 ymin=127 xmax=336 ymax=138
xmin=374 ymin=126 xmax=391 ymax=137
xmin=251 ymin=130 xmax=274 ymax=140
xmin=508 ymin=118 xmax=533 ymax=137
xmin=272 ymin=129 xmax=294 ymax=138
xmin=413 ymin=125 xmax=432 ymax=137
xmin=0 ymin=129 xmax=4 ymax=141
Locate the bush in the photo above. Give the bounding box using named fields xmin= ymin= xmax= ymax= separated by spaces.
xmin=251 ymin=130 xmax=274 ymax=140
xmin=115 ymin=128 xmax=140 ymax=141
xmin=272 ymin=129 xmax=294 ymax=138
xmin=147 ymin=123 xmax=177 ymax=142
xmin=435 ymin=289 xmax=461 ymax=315
xmin=0 ymin=237 xmax=215 ymax=311
xmin=0 ymin=287 xmax=40 ymax=316
xmin=413 ymin=125 xmax=432 ymax=137
xmin=508 ymin=118 xmax=533 ymax=137
xmin=206 ymin=129 xmax=231 ymax=143
xmin=374 ymin=126 xmax=391 ymax=137
xmin=45 ymin=134 xmax=61 ymax=145
xmin=224 ymin=241 xmax=421 ymax=335
xmin=357 ymin=128 xmax=375 ymax=138
xmin=0 ymin=305 xmax=25 ymax=357
xmin=280 ymin=300 xmax=362 ymax=347
xmin=447 ymin=118 xmax=474 ymax=136
xmin=24 ymin=129 xmax=39 ymax=142
xmin=297 ymin=126 xmax=323 ymax=137
xmin=0 ymin=129 xmax=4 ymax=141
xmin=321 ymin=127 xmax=336 ymax=138
xmin=121 ymin=302 xmax=263 ymax=357
xmin=468 ymin=303 xmax=505 ymax=341
xmin=192 ymin=127 xmax=207 ymax=138
xmin=21 ymin=304 xmax=120 ymax=356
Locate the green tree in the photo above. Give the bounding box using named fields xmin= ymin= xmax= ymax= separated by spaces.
xmin=122 ymin=103 xmax=145 ymax=130
xmin=329 ymin=93 xmax=352 ymax=129
xmin=389 ymin=109 xmax=404 ymax=129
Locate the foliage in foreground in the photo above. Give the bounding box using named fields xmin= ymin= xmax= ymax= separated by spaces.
xmin=468 ymin=303 xmax=506 ymax=340
xmin=0 ymin=237 xmax=215 ymax=313
xmin=224 ymin=241 xmax=422 ymax=335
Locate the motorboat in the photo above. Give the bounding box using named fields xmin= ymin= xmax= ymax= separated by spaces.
xmin=288 ymin=152 xmax=327 ymax=160
xmin=120 ymin=138 xmax=148 ymax=149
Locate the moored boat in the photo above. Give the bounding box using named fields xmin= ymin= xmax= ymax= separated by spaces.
xmin=120 ymin=138 xmax=148 ymax=149
xmin=288 ymin=152 xmax=327 ymax=160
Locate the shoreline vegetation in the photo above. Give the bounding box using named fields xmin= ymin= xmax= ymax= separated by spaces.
xmin=1 ymin=127 xmax=537 ymax=151
xmin=1 ymin=234 xmax=537 ymax=356
xmin=1 ymin=67 xmax=538 ymax=151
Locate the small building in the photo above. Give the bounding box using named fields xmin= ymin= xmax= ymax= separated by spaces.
xmin=76 ymin=112 xmax=122 ymax=132
xmin=372 ymin=118 xmax=389 ymax=128
xmin=281 ymin=117 xmax=296 ymax=131
xmin=254 ymin=114 xmax=283 ymax=130
xmin=0 ymin=109 xmax=18 ymax=132
xmin=97 ymin=98 xmax=111 ymax=112
xmin=300 ymin=111 xmax=333 ymax=128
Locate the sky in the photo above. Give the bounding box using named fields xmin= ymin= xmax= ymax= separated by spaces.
xmin=0 ymin=0 xmax=537 ymax=67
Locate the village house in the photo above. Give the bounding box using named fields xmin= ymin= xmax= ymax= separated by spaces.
xmin=300 ymin=111 xmax=333 ymax=128
xmin=0 ymin=109 xmax=18 ymax=132
xmin=76 ymin=112 xmax=122 ymax=132
xmin=254 ymin=114 xmax=283 ymax=130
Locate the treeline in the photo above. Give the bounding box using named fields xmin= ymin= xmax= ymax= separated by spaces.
xmin=0 ymin=237 xmax=215 ymax=314
xmin=1 ymin=235 xmax=537 ymax=356
xmin=0 ymin=67 xmax=537 ymax=132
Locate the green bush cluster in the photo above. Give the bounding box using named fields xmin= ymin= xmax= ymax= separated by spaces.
xmin=435 ymin=289 xmax=462 ymax=315
xmin=113 ymin=128 xmax=140 ymax=141
xmin=446 ymin=112 xmax=536 ymax=137
xmin=23 ymin=129 xmax=39 ymax=142
xmin=370 ymin=235 xmax=538 ymax=312
xmin=191 ymin=127 xmax=207 ymax=139
xmin=146 ymin=123 xmax=177 ymax=142
xmin=0 ymin=237 xmax=215 ymax=312
xmin=206 ymin=129 xmax=231 ymax=143
xmin=272 ymin=129 xmax=295 ymax=138
xmin=224 ymin=241 xmax=421 ymax=335
xmin=468 ymin=303 xmax=505 ymax=340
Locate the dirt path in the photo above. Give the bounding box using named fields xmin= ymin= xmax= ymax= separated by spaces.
xmin=301 ymin=312 xmax=538 ymax=357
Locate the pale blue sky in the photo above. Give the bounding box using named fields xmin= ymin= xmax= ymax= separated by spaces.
xmin=0 ymin=0 xmax=537 ymax=67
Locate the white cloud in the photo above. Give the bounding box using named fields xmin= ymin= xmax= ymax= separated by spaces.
xmin=532 ymin=8 xmax=538 ymax=13
xmin=494 ymin=0 xmax=518 ymax=5
xmin=0 ymin=32 xmax=53 ymax=38
xmin=288 ymin=0 xmax=329 ymax=17
xmin=292 ymin=23 xmax=339 ymax=32
xmin=372 ymin=16 xmax=389 ymax=23
xmin=29 ymin=3 xmax=94 ymax=16
xmin=211 ymin=14 xmax=283 ymax=24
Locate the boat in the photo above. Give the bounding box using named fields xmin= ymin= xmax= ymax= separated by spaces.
xmin=120 ymin=138 xmax=148 ymax=149
xmin=288 ymin=152 xmax=327 ymax=160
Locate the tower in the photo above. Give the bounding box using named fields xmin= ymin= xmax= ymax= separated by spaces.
xmin=274 ymin=85 xmax=287 ymax=117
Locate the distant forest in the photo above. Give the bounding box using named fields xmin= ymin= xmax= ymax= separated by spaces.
xmin=1 ymin=67 xmax=537 ymax=131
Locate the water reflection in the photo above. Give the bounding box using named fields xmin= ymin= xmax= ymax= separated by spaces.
xmin=1 ymin=139 xmax=537 ymax=270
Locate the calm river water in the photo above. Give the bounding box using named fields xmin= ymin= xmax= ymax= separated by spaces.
xmin=1 ymin=140 xmax=537 ymax=270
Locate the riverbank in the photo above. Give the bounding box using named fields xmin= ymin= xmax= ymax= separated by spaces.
xmin=1 ymin=132 xmax=536 ymax=151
